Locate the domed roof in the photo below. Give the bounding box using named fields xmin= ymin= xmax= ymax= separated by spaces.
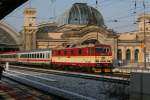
xmin=57 ymin=3 xmax=104 ymax=26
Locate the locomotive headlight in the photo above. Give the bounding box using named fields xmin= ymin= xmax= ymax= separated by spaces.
xmin=107 ymin=60 xmax=110 ymax=62
xmin=96 ymin=59 xmax=99 ymax=62
xmin=101 ymin=57 xmax=105 ymax=60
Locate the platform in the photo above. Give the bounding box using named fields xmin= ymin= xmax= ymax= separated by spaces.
xmin=0 ymin=78 xmax=55 ymax=100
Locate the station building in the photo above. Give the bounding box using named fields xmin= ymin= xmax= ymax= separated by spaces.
xmin=23 ymin=3 xmax=118 ymax=63
xmin=18 ymin=3 xmax=150 ymax=66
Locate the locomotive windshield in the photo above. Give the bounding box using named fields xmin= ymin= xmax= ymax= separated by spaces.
xmin=95 ymin=47 xmax=110 ymax=53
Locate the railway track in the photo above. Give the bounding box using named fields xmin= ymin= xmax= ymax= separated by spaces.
xmin=9 ymin=65 xmax=130 ymax=85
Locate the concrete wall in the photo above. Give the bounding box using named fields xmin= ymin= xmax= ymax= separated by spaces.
xmin=130 ymin=72 xmax=150 ymax=100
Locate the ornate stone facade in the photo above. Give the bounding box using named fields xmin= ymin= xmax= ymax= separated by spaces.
xmin=22 ymin=3 xmax=150 ymax=66
xmin=117 ymin=14 xmax=150 ymax=66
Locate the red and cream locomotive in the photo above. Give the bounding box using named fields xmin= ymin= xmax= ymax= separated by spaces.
xmin=0 ymin=44 xmax=113 ymax=73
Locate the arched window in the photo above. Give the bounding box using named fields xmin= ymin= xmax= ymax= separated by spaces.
xmin=126 ymin=49 xmax=131 ymax=63
xmin=117 ymin=49 xmax=122 ymax=60
xmin=134 ymin=49 xmax=139 ymax=63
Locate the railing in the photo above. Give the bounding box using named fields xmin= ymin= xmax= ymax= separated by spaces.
xmin=113 ymin=67 xmax=150 ymax=73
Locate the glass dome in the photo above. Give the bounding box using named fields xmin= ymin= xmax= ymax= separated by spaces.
xmin=57 ymin=3 xmax=104 ymax=26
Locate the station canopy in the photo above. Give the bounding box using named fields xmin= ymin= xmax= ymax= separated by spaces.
xmin=0 ymin=0 xmax=27 ymax=19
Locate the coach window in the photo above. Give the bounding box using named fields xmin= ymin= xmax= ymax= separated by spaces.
xmin=37 ymin=54 xmax=39 ymax=58
xmin=47 ymin=53 xmax=49 ymax=58
xmin=43 ymin=53 xmax=45 ymax=58
xmin=31 ymin=54 xmax=33 ymax=58
xmin=39 ymin=53 xmax=41 ymax=58
xmin=40 ymin=53 xmax=43 ymax=58
xmin=38 ymin=53 xmax=41 ymax=58
xmin=44 ymin=53 xmax=46 ymax=58
xmin=39 ymin=53 xmax=42 ymax=58
xmin=41 ymin=53 xmax=43 ymax=58
xmin=33 ymin=54 xmax=35 ymax=58
xmin=34 ymin=54 xmax=36 ymax=58
xmin=46 ymin=53 xmax=48 ymax=58
xmin=35 ymin=54 xmax=37 ymax=58
xmin=36 ymin=54 xmax=38 ymax=58
xmin=26 ymin=54 xmax=28 ymax=58
xmin=32 ymin=54 xmax=34 ymax=58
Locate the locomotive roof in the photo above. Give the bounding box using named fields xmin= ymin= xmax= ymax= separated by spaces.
xmin=54 ymin=44 xmax=111 ymax=50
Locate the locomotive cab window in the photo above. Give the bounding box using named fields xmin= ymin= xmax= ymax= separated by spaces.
xmin=96 ymin=47 xmax=107 ymax=53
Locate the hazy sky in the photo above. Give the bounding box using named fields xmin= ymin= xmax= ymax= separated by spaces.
xmin=2 ymin=0 xmax=150 ymax=32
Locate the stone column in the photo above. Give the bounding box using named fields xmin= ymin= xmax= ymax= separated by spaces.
xmin=122 ymin=47 xmax=126 ymax=64
xmin=139 ymin=48 xmax=144 ymax=65
xmin=23 ymin=8 xmax=37 ymax=51
xmin=131 ymin=47 xmax=134 ymax=64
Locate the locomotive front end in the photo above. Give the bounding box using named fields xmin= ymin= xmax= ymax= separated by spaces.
xmin=94 ymin=45 xmax=113 ymax=73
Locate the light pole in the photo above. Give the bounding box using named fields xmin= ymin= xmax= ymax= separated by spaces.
xmin=140 ymin=1 xmax=146 ymax=100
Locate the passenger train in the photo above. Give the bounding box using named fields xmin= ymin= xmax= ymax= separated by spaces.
xmin=0 ymin=44 xmax=113 ymax=73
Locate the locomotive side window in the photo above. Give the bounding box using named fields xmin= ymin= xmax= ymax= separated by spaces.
xmin=64 ymin=50 xmax=67 ymax=55
xmin=71 ymin=49 xmax=73 ymax=55
xmin=58 ymin=50 xmax=61 ymax=55
xmin=89 ymin=48 xmax=94 ymax=55
xmin=78 ymin=49 xmax=82 ymax=55
xmin=96 ymin=47 xmax=111 ymax=54
xmin=96 ymin=48 xmax=104 ymax=53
